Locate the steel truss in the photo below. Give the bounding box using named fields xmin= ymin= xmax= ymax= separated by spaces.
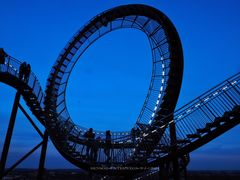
xmin=0 ymin=89 xmax=48 ymax=179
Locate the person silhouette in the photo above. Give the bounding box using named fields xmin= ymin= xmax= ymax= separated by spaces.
xmin=104 ymin=130 xmax=111 ymax=163
xmin=25 ymin=64 xmax=31 ymax=83
xmin=0 ymin=48 xmax=7 ymax=71
xmin=84 ymin=128 xmax=95 ymax=159
xmin=93 ymin=136 xmax=101 ymax=162
xmin=19 ymin=62 xmax=27 ymax=81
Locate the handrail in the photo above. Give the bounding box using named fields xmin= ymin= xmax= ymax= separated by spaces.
xmin=144 ymin=72 xmax=240 ymax=149
xmin=173 ymin=72 xmax=240 ymax=121
xmin=2 ymin=55 xmax=240 ymax=165
xmin=148 ymin=72 xmax=240 ymax=130
xmin=0 ymin=56 xmax=45 ymax=108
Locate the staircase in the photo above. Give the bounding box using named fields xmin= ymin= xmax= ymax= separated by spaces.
xmin=1 ymin=55 xmax=240 ymax=175
xmin=142 ymin=72 xmax=240 ymax=165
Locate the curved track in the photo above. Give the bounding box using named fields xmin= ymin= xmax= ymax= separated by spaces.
xmin=1 ymin=4 xmax=240 ymax=176
xmin=45 ymin=4 xmax=183 ymax=135
xmin=43 ymin=4 xmax=184 ymax=172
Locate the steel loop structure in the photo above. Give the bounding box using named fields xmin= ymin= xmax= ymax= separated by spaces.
xmin=45 ymin=4 xmax=183 ymax=136
xmin=43 ymin=4 xmax=183 ymax=172
xmin=0 ymin=4 xmax=240 ymax=179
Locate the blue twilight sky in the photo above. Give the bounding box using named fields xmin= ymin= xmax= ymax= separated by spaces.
xmin=0 ymin=0 xmax=240 ymax=170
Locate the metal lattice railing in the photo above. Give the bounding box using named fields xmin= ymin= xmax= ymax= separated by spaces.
xmin=0 ymin=56 xmax=45 ymax=108
xmin=143 ymin=72 xmax=240 ymax=157
xmin=2 ymin=55 xmax=240 ymax=166
xmin=45 ymin=9 xmax=182 ymax=139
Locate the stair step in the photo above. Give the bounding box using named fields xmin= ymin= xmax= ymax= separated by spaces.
xmin=197 ymin=127 xmax=211 ymax=134
xmin=206 ymin=120 xmax=220 ymax=128
xmin=23 ymin=89 xmax=32 ymax=92
xmin=139 ymin=150 xmax=147 ymax=154
xmin=186 ymin=133 xmax=201 ymax=139
xmin=177 ymin=139 xmax=191 ymax=144
xmin=211 ymin=117 xmax=227 ymax=127
xmin=71 ymin=152 xmax=78 ymax=156
xmin=206 ymin=123 xmax=215 ymax=129
xmin=233 ymin=105 xmax=240 ymax=113
xmin=28 ymin=98 xmax=38 ymax=102
xmin=223 ymin=111 xmax=234 ymax=118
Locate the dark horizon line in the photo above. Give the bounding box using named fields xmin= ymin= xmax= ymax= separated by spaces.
xmin=10 ymin=168 xmax=240 ymax=171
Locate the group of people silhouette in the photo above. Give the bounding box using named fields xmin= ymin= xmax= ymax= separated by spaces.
xmin=0 ymin=48 xmax=31 ymax=83
xmin=83 ymin=128 xmax=111 ymax=163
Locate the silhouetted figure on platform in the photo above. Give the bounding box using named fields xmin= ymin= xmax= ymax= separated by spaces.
xmin=19 ymin=62 xmax=31 ymax=83
xmin=84 ymin=128 xmax=95 ymax=159
xmin=0 ymin=48 xmax=7 ymax=71
xmin=25 ymin=64 xmax=31 ymax=83
xmin=91 ymin=136 xmax=101 ymax=162
xmin=131 ymin=127 xmax=137 ymax=145
xmin=104 ymin=130 xmax=111 ymax=163
xmin=19 ymin=62 xmax=27 ymax=81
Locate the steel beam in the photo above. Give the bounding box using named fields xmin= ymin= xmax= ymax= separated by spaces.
xmin=0 ymin=90 xmax=21 ymax=176
xmin=37 ymin=130 xmax=49 ymax=180
xmin=2 ymin=142 xmax=43 ymax=177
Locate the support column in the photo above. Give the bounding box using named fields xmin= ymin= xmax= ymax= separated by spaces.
xmin=159 ymin=163 xmax=169 ymax=179
xmin=170 ymin=121 xmax=180 ymax=180
xmin=37 ymin=130 xmax=48 ymax=180
xmin=0 ymin=90 xmax=21 ymax=177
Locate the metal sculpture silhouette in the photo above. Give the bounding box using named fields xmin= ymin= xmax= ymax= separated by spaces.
xmin=0 ymin=4 xmax=240 ymax=180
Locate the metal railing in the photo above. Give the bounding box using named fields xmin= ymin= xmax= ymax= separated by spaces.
xmin=145 ymin=72 xmax=240 ymax=151
xmin=61 ymin=70 xmax=240 ymax=164
xmin=0 ymin=56 xmax=45 ymax=108
xmin=2 ymin=55 xmax=239 ymax=166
